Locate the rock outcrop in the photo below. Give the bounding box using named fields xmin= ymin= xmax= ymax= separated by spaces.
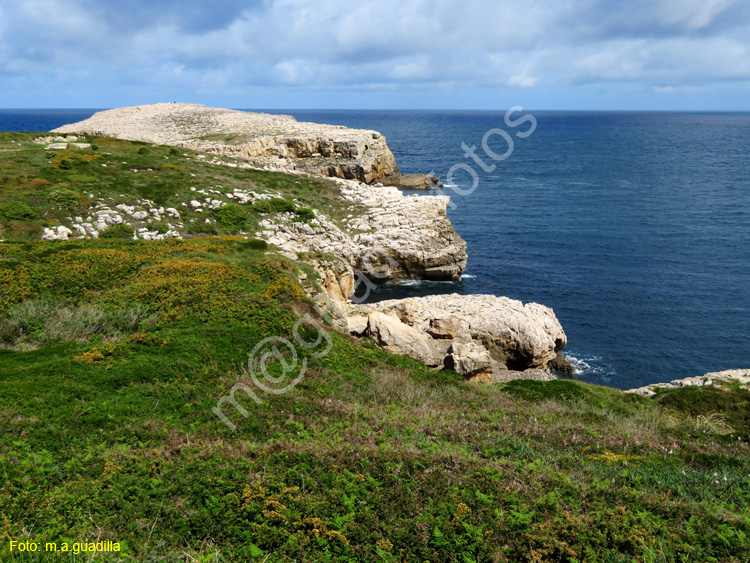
xmin=626 ymin=369 xmax=750 ymax=397
xmin=52 ymin=104 xmax=468 ymax=282
xmin=52 ymin=103 xmax=433 ymax=187
xmin=49 ymin=104 xmax=566 ymax=387
xmin=347 ymin=293 xmax=569 ymax=382
xmin=259 ymin=179 xmax=467 ymax=283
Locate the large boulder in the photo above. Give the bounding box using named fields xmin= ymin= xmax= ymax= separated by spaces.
xmin=366 ymin=311 xmax=443 ymax=367
xmin=444 ymin=341 xmax=495 ymax=382
xmin=362 ymin=293 xmax=568 ymax=373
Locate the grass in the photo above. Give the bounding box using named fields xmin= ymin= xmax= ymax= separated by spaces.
xmin=1 ymin=238 xmax=750 ymax=562
xmin=0 ymin=132 xmax=363 ymax=241
xmin=2 ymin=132 xmax=750 ymax=561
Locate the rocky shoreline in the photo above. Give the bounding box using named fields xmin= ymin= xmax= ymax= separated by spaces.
xmin=626 ymin=369 xmax=750 ymax=396
xmin=85 ymin=105 xmax=750 ymax=383
xmin=44 ymin=104 xmax=748 ymax=389
xmin=50 ymin=103 xmax=574 ymax=381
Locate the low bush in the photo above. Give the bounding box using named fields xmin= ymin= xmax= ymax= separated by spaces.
xmin=269 ymin=197 xmax=296 ymax=213
xmin=215 ymin=203 xmax=248 ymax=227
xmin=49 ymin=188 xmax=80 ymax=208
xmin=137 ymin=147 xmax=150 ymax=155
xmin=150 ymin=220 xmax=170 ymax=234
xmin=188 ymin=223 xmax=218 ymax=235
xmin=240 ymin=238 xmax=269 ymax=251
xmin=0 ymin=201 xmax=38 ymax=221
xmin=99 ymin=223 xmax=135 ymax=239
xmin=251 ymin=199 xmax=272 ymax=214
xmin=294 ymin=207 xmax=315 ymax=222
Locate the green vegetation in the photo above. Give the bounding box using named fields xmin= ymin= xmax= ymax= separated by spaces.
xmin=0 ymin=201 xmax=38 ymax=221
xmin=1 ymin=132 xmax=750 ymax=562
xmin=215 ymin=203 xmax=248 ymax=228
xmin=269 ymin=197 xmax=296 ymax=213
xmin=48 ymin=188 xmax=80 ymax=208
xmin=99 ymin=223 xmax=135 ymax=239
xmin=0 ymin=132 xmax=364 ymax=241
xmin=1 ymin=238 xmax=750 ymax=562
xmin=294 ymin=207 xmax=316 ymax=223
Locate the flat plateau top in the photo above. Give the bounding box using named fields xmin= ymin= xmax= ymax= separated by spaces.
xmin=52 ymin=103 xmax=381 ymax=145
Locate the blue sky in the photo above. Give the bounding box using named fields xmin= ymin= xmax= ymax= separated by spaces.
xmin=0 ymin=0 xmax=748 ymax=110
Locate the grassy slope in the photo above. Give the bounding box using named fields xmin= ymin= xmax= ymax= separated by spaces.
xmin=1 ymin=136 xmax=750 ymax=562
xmin=0 ymin=132 xmax=362 ymax=240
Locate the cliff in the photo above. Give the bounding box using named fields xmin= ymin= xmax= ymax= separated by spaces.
xmin=52 ymin=103 xmax=437 ymax=188
xmin=43 ymin=107 xmax=563 ymax=376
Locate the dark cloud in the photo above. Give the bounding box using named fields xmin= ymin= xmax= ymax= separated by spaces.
xmin=80 ymin=0 xmax=266 ymax=33
xmin=558 ymin=0 xmax=750 ymax=41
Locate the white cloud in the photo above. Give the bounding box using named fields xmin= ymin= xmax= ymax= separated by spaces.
xmin=507 ymin=74 xmax=541 ymax=88
xmin=0 ymin=0 xmax=748 ymax=106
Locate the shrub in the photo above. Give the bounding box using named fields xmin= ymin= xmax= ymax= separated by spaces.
xmin=251 ymin=199 xmax=272 ymax=214
xmin=99 ymin=223 xmax=135 ymax=239
xmin=188 ymin=223 xmax=218 ymax=235
xmin=58 ymin=159 xmax=73 ymax=170
xmin=45 ymin=151 xmax=56 ymax=159
xmin=215 ymin=203 xmax=248 ymax=228
xmin=168 ymin=147 xmax=181 ymax=156
xmin=0 ymin=201 xmax=38 ymax=221
xmin=49 ymin=189 xmax=80 ymax=208
xmin=90 ymin=142 xmax=99 ymax=151
xmin=150 ymin=220 xmax=170 ymax=234
xmin=294 ymin=207 xmax=315 ymax=223
xmin=137 ymin=147 xmax=150 ymax=155
xmin=269 ymin=198 xmax=296 ymax=213
xmin=240 ymin=238 xmax=269 ymax=251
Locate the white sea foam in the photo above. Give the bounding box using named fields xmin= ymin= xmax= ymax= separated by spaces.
xmin=562 ymin=353 xmax=593 ymax=374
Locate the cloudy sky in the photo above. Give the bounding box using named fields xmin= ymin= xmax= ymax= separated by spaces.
xmin=0 ymin=0 xmax=748 ymax=109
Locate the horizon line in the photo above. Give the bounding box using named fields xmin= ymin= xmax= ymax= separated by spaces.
xmin=2 ymin=107 xmax=750 ymax=113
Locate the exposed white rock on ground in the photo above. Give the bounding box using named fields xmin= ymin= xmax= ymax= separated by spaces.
xmin=626 ymin=369 xmax=750 ymax=396
xmin=260 ymin=178 xmax=467 ymax=281
xmin=346 ymin=293 xmax=567 ymax=382
xmin=52 ymin=103 xmax=401 ymax=184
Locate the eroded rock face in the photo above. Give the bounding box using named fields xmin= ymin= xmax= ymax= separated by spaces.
xmin=626 ymin=369 xmax=750 ymax=397
xmin=52 ymin=103 xmax=402 ymax=185
xmin=366 ymin=294 xmax=567 ymax=371
xmin=366 ymin=311 xmax=444 ymax=367
xmin=348 ymin=293 xmax=568 ymax=382
xmin=259 ymin=179 xmax=467 ymax=282
xmin=445 ymin=341 xmax=494 ymax=382
xmin=53 ymin=104 xmax=468 ymax=281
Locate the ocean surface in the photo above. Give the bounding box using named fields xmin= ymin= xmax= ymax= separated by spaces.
xmin=2 ymin=108 xmax=749 ymax=390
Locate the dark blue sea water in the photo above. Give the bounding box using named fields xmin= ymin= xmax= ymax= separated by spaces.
xmin=2 ymin=109 xmax=749 ymax=390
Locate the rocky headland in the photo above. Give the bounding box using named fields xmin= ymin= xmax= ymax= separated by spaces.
xmin=50 ymin=103 xmax=571 ymax=380
xmin=52 ymin=103 xmax=439 ymax=189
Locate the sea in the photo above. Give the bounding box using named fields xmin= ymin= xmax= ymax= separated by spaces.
xmin=2 ymin=108 xmax=749 ymax=390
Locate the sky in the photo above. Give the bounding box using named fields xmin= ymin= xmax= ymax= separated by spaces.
xmin=0 ymin=0 xmax=748 ymax=110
